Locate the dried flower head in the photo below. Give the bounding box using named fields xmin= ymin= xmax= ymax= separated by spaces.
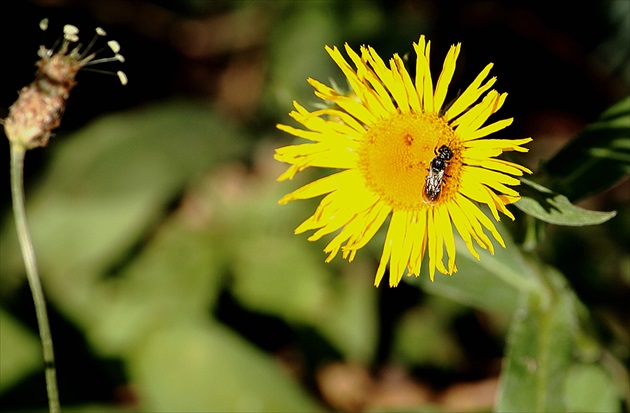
xmin=3 ymin=19 xmax=127 ymax=150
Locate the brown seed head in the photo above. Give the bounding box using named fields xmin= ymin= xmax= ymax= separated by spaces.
xmin=3 ymin=20 xmax=127 ymax=150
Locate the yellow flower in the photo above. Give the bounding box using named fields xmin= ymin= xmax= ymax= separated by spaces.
xmin=275 ymin=36 xmax=532 ymax=287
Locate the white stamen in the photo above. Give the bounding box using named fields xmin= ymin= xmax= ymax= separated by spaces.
xmin=38 ymin=45 xmax=51 ymax=58
xmin=69 ymin=45 xmax=82 ymax=57
xmin=38 ymin=20 xmax=126 ymax=86
xmin=117 ymin=71 xmax=128 ymax=85
xmin=64 ymin=33 xmax=79 ymax=42
xmin=63 ymin=25 xmax=79 ymax=42
xmin=63 ymin=25 xmax=79 ymax=36
xmin=107 ymin=40 xmax=120 ymax=53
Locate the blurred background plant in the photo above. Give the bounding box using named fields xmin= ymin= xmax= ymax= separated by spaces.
xmin=0 ymin=0 xmax=628 ymax=412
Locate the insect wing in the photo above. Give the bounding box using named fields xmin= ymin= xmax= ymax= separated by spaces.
xmin=423 ymin=168 xmax=445 ymax=202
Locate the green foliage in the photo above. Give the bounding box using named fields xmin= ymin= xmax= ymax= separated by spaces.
xmin=516 ymin=179 xmax=617 ymax=226
xmin=129 ymin=322 xmax=318 ymax=411
xmin=496 ymin=266 xmax=622 ymax=413
xmin=421 ymin=229 xmax=533 ymax=308
xmin=496 ymin=267 xmax=577 ymax=412
xmin=0 ymin=309 xmax=42 ymax=393
xmin=564 ymin=364 xmax=621 ymax=413
xmin=0 ymin=100 xmax=378 ymax=410
xmin=538 ymin=96 xmax=630 ymax=202
xmin=516 ymin=97 xmax=629 ymax=226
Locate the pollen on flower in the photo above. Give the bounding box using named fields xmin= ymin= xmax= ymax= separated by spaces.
xmin=3 ymin=19 xmax=127 ymax=150
xmin=63 ymin=24 xmax=79 ymax=42
xmin=107 ymin=40 xmax=121 ymax=54
xmin=358 ymin=111 xmax=461 ymax=210
xmin=117 ymin=71 xmax=129 ymax=86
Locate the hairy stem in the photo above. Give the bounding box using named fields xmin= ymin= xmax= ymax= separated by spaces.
xmin=10 ymin=144 xmax=60 ymax=413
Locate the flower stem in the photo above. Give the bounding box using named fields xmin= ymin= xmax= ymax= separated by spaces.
xmin=10 ymin=144 xmax=60 ymax=413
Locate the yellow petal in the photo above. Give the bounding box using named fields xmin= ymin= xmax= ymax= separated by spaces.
xmin=433 ymin=42 xmax=461 ymax=113
xmin=445 ymin=63 xmax=496 ymax=120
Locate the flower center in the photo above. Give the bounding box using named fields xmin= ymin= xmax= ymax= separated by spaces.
xmin=357 ymin=112 xmax=460 ymax=210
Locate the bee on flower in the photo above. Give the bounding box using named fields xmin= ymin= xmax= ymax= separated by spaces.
xmin=4 ymin=19 xmax=127 ymax=150
xmin=275 ymin=36 xmax=532 ymax=287
xmin=423 ymin=144 xmax=454 ymax=203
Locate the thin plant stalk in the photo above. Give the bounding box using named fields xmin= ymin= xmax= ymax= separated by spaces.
xmin=10 ymin=144 xmax=60 ymax=413
xmin=4 ymin=20 xmax=126 ymax=413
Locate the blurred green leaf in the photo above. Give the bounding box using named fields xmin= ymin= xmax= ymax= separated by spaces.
xmin=0 ymin=308 xmax=42 ymax=393
xmin=312 ymin=263 xmax=378 ymax=363
xmin=540 ymin=96 xmax=630 ymax=201
xmin=129 ymin=321 xmax=319 ymax=412
xmin=515 ymin=178 xmax=617 ymax=226
xmin=1 ymin=100 xmax=248 ymax=323
xmin=232 ymin=236 xmax=332 ymax=324
xmin=227 ymin=165 xmax=378 ymax=362
xmin=391 ymin=299 xmax=464 ymax=368
xmin=564 ymin=364 xmax=621 ymax=413
xmin=232 ymin=243 xmax=380 ymax=364
xmin=265 ymin=2 xmax=340 ymax=115
xmin=496 ymin=266 xmax=576 ymax=412
xmin=416 ymin=222 xmax=534 ymax=314
xmin=85 ymin=216 xmax=224 ymax=357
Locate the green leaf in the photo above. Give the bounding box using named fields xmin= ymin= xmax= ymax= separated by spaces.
xmin=1 ymin=100 xmax=248 ymax=328
xmin=2 ymin=99 xmax=247 ymax=277
xmin=417 ymin=249 xmax=522 ymax=314
xmin=129 ymin=321 xmax=319 ymax=412
xmin=496 ymin=267 xmax=577 ymax=413
xmin=265 ymin=2 xmax=340 ymax=114
xmin=540 ymin=96 xmax=630 ymax=201
xmin=416 ymin=220 xmax=535 ymax=313
xmin=564 ymin=364 xmax=621 ymax=413
xmin=515 ymin=178 xmax=617 ymax=226
xmin=0 ymin=309 xmax=42 ymax=393
xmin=228 ymin=191 xmax=378 ymax=362
xmin=84 ymin=216 xmax=224 ymax=357
xmin=391 ymin=299 xmax=465 ymax=369
xmin=312 ymin=264 xmax=379 ymax=363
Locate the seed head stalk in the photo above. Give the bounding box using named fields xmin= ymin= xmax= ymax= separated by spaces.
xmin=10 ymin=143 xmax=60 ymax=413
xmin=4 ymin=20 xmax=127 ymax=413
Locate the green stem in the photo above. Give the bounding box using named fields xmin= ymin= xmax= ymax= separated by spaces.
xmin=10 ymin=144 xmax=60 ymax=413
